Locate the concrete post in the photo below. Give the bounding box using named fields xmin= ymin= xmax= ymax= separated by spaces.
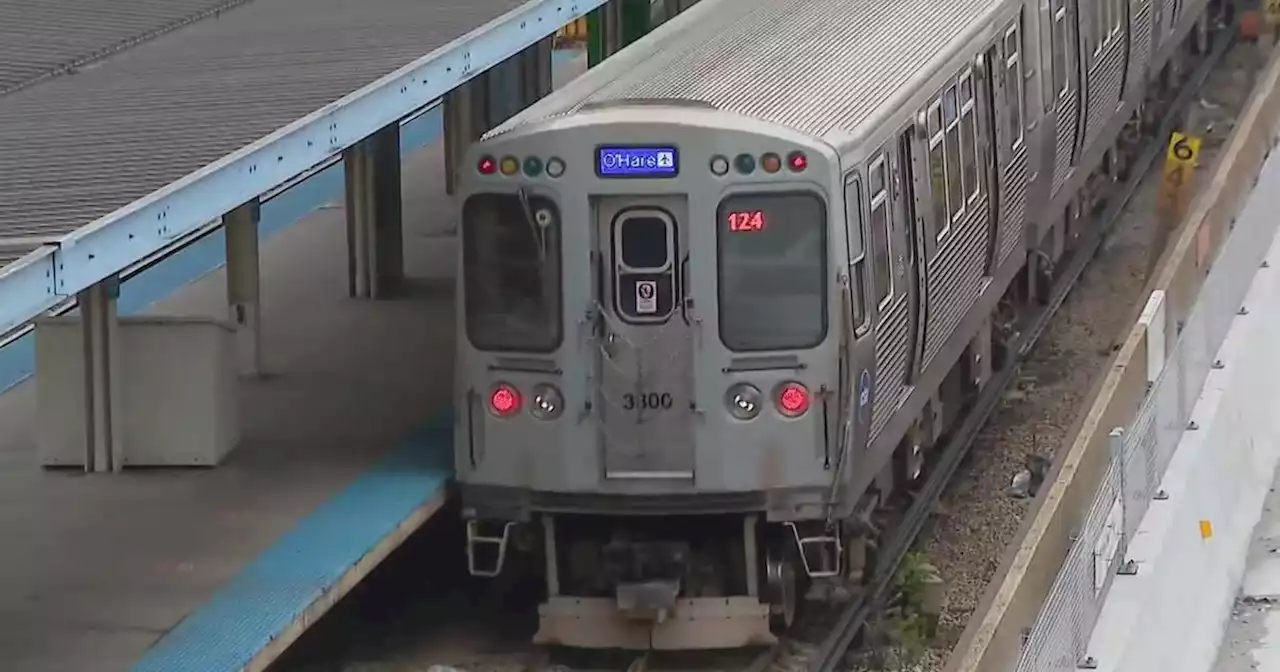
xmin=487 ymin=37 xmax=554 ymax=128
xmin=487 ymin=49 xmax=525 ymax=127
xmin=343 ymin=123 xmax=404 ymax=299
xmin=77 ymin=275 xmax=123 ymax=473
xmin=588 ymin=0 xmax=650 ymax=67
xmin=443 ymin=76 xmax=490 ymax=196
xmin=225 ymin=199 xmax=262 ymax=377
xmin=521 ymin=36 xmax=554 ymax=104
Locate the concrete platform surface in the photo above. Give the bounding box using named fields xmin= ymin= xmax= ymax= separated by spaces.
xmin=1211 ymin=462 xmax=1280 ymax=672
xmin=0 ymin=139 xmax=459 ymax=672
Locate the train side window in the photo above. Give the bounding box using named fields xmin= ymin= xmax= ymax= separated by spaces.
xmin=959 ymin=70 xmax=979 ymax=204
xmin=844 ymin=177 xmax=870 ymax=334
xmin=1101 ymin=0 xmax=1108 ymax=54
xmin=1090 ymin=0 xmax=1104 ymax=57
xmin=867 ymin=156 xmax=893 ymax=308
xmin=943 ymin=84 xmax=964 ymax=223
xmin=1051 ymin=0 xmax=1067 ymax=96
xmin=1005 ymin=22 xmax=1025 ymax=148
xmin=926 ymin=102 xmax=949 ymax=241
xmin=1051 ymin=0 xmax=1068 ymax=99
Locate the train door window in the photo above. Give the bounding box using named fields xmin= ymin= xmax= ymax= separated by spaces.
xmin=612 ymin=209 xmax=676 ymax=322
xmin=844 ymin=176 xmax=870 ymax=335
xmin=959 ymin=69 xmax=980 ymax=204
xmin=1004 ymin=21 xmax=1025 ymax=149
xmin=926 ymin=102 xmax=949 ymax=242
xmin=942 ymin=84 xmax=965 ymax=223
xmin=867 ymin=156 xmax=893 ymax=309
xmin=1051 ymin=0 xmax=1069 ymax=100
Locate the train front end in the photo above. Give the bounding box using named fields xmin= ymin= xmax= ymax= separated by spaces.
xmin=455 ymin=104 xmax=855 ymax=649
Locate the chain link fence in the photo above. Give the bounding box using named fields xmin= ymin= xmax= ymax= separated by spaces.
xmin=1012 ymin=147 xmax=1280 ymax=670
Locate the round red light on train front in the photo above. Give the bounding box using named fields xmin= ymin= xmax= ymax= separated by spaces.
xmin=776 ymin=382 xmax=811 ymax=417
xmin=787 ymin=151 xmax=808 ymax=172
xmin=477 ymin=156 xmax=498 ymax=175
xmin=489 ymin=383 xmax=522 ymax=417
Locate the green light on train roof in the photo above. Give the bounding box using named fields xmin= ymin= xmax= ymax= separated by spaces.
xmin=734 ymin=153 xmax=756 ymax=175
xmin=523 ymin=156 xmax=544 ymax=177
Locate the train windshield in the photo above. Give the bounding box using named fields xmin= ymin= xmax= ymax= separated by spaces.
xmin=716 ymin=192 xmax=828 ymax=351
xmin=462 ymin=193 xmax=562 ymax=352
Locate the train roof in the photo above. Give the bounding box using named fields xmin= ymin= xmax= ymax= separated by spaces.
xmin=487 ymin=0 xmax=1008 ymax=144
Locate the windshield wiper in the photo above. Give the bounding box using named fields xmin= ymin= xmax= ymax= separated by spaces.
xmin=516 ymin=187 xmax=547 ymax=264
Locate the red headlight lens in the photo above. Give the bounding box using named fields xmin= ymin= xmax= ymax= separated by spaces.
xmin=776 ymin=382 xmax=811 ymax=417
xmin=489 ymin=383 xmax=522 ymax=417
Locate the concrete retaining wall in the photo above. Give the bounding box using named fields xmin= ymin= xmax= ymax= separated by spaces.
xmin=1084 ymin=182 xmax=1280 ymax=671
xmin=947 ymin=43 xmax=1280 ymax=672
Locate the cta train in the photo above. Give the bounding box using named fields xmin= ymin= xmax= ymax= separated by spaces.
xmin=453 ymin=0 xmax=1227 ymax=650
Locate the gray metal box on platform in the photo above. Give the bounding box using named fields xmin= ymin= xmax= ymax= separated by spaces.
xmin=35 ymin=316 xmax=241 ymax=468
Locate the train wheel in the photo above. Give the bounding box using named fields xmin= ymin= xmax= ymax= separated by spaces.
xmin=765 ymin=545 xmax=799 ymax=631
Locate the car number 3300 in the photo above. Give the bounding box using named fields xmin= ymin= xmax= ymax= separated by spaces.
xmin=622 ymin=392 xmax=674 ymax=410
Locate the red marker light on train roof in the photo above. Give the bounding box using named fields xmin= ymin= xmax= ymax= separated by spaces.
xmin=787 ymin=151 xmax=808 ymax=173
xmin=775 ymin=382 xmax=811 ymax=417
xmin=489 ymin=383 xmax=522 ymax=417
xmin=477 ymin=156 xmax=498 ymax=175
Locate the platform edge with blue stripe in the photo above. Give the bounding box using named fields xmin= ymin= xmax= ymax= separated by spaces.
xmin=130 ymin=410 xmax=455 ymax=672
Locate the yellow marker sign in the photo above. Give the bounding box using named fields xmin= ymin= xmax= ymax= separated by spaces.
xmin=1157 ymin=132 xmax=1202 ymax=224
xmin=1267 ymin=0 xmax=1280 ymax=25
xmin=1199 ymin=519 xmax=1214 ymax=540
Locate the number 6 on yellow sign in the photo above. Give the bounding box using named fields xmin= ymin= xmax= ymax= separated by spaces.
xmin=1166 ymin=132 xmax=1201 ymax=167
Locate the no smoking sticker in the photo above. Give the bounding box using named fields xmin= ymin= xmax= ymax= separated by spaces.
xmin=636 ymin=280 xmax=657 ymax=314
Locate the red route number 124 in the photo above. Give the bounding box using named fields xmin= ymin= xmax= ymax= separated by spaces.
xmin=727 ymin=210 xmax=766 ymax=232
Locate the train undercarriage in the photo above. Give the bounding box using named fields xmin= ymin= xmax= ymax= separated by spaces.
xmin=466 ymin=509 xmax=843 ymax=649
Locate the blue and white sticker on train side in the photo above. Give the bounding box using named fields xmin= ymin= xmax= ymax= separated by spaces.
xmin=858 ymin=370 xmax=872 ymax=408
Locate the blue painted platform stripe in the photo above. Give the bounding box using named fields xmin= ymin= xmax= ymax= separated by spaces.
xmin=130 ymin=411 xmax=455 ymax=672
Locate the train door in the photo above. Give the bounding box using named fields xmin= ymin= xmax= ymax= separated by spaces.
xmin=593 ymin=196 xmax=695 ymax=479
xmin=982 ymin=43 xmax=1007 ymax=274
xmin=892 ymin=132 xmax=925 ymax=384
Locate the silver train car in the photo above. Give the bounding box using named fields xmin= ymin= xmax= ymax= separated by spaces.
xmin=453 ymin=0 xmax=1228 ymax=650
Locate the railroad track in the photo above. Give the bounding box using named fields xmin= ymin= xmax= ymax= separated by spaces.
xmin=803 ymin=17 xmax=1240 ymax=672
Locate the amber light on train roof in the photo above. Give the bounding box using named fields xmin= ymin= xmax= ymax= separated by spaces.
xmin=500 ymin=156 xmax=521 ymax=176
xmin=760 ymin=153 xmax=782 ymax=174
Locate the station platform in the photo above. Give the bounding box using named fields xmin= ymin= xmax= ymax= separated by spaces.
xmin=0 ymin=144 xmax=452 ymax=672
xmin=1212 ymin=478 xmax=1280 ymax=670
xmin=0 ymin=47 xmax=586 ymax=671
